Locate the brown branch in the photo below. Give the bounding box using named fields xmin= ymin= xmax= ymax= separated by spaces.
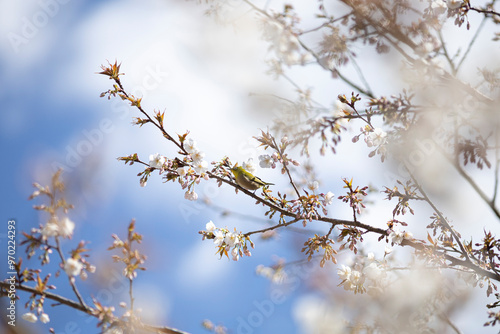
xmin=245 ymin=218 xmax=300 ymax=237
xmin=0 ymin=281 xmax=91 ymax=313
xmin=436 ymin=144 xmax=500 ymax=220
xmin=0 ymin=282 xmax=190 ymax=334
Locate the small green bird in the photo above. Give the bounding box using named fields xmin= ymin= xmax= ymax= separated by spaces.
xmin=231 ymin=164 xmax=274 ymax=191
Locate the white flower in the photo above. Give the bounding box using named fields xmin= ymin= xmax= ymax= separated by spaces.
xmin=177 ymin=167 xmax=188 ymax=177
xmin=194 ymin=160 xmax=209 ymax=174
xmin=337 ymin=264 xmax=351 ymax=281
xmin=447 ymin=0 xmax=462 ymax=9
xmin=415 ymin=41 xmax=435 ymax=56
xmin=39 ymin=313 xmax=50 ymax=324
xmin=242 ymin=158 xmax=256 ymax=174
xmin=364 ymin=262 xmax=383 ymax=281
xmin=368 ymin=128 xmax=387 ymax=147
xmin=184 ymin=138 xmax=198 ymax=154
xmin=231 ymin=247 xmax=240 ymax=261
xmin=206 ymin=221 xmax=216 ymax=232
xmin=224 ymin=232 xmax=239 ymax=247
xmin=366 ymin=252 xmax=375 ymax=262
xmin=213 ymin=230 xmax=225 ymax=246
xmin=430 ymin=0 xmax=447 ymax=14
xmin=404 ymin=231 xmax=414 ymax=240
xmin=256 ymin=265 xmax=274 ymax=279
xmin=184 ymin=190 xmax=198 ymax=201
xmin=350 ymin=270 xmax=364 ymax=285
xmin=300 ymin=52 xmax=313 ymax=65
xmin=259 ymin=154 xmax=275 ymax=168
xmin=41 ymin=220 xmax=59 ymax=238
xmin=323 ymin=191 xmax=335 ymax=206
xmin=389 ymin=229 xmax=405 ymax=245
xmin=64 ymin=258 xmax=83 ymax=277
xmin=191 ymin=150 xmax=205 ymax=163
xmin=149 ymin=153 xmax=165 ymax=169
xmin=332 ymin=100 xmax=349 ymax=125
xmin=343 ymin=281 xmax=355 ymax=291
xmin=307 ymin=181 xmax=319 ymax=192
xmin=58 ymin=217 xmax=75 ymax=239
xmin=22 ymin=312 xmax=38 ymax=323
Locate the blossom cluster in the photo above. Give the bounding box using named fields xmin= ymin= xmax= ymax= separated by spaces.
xmin=22 ymin=312 xmax=50 ymax=324
xmin=337 ymin=253 xmax=388 ymax=295
xmin=260 ymin=16 xmax=312 ymax=66
xmin=148 ymin=137 xmax=210 ymax=201
xmin=256 ymin=263 xmax=287 ymax=284
xmin=389 ymin=228 xmax=413 ymax=245
xmin=200 ymin=221 xmax=253 ymax=261
xmin=364 ymin=127 xmax=387 ymax=148
xmin=40 ymin=216 xmax=75 ymax=239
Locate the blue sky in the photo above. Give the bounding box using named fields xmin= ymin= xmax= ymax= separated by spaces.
xmin=0 ymin=1 xmax=321 ymax=333
xmin=1 ymin=0 xmax=499 ymax=333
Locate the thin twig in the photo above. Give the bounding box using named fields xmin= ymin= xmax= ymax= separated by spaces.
xmin=55 ymin=237 xmax=87 ymax=308
xmin=437 ymin=144 xmax=500 ymax=220
xmin=407 ymin=169 xmax=470 ymax=262
xmin=493 ymin=130 xmax=500 ymax=204
xmin=348 ymin=54 xmax=373 ymax=97
xmin=456 ymin=16 xmax=487 ymax=73
xmin=242 ymin=0 xmax=375 ymax=98
xmin=245 ymin=218 xmax=300 ymax=236
xmin=272 ymin=137 xmax=302 ymax=198
xmin=299 ymin=13 xmax=352 ymax=35
xmin=439 ymin=314 xmax=464 ymax=334
xmin=438 ymin=29 xmax=457 ymax=75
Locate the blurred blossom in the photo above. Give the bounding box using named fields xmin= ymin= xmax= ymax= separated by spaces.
xmin=261 ymin=17 xmax=302 ymax=66
xmin=293 ymin=295 xmax=345 ymax=334
xmin=308 ymin=180 xmax=319 ymax=191
xmin=332 ymin=100 xmax=349 ymax=125
xmin=322 ymin=191 xmax=335 ymax=206
xmin=22 ymin=312 xmax=38 ymax=323
xmin=259 ymin=154 xmax=275 ymax=168
xmin=430 ymin=0 xmax=447 ymax=14
xmin=231 ymin=247 xmax=240 ymax=261
xmin=337 ymin=264 xmax=351 ymax=281
xmin=39 ymin=313 xmax=50 ymax=324
xmin=206 ymin=221 xmax=216 ymax=232
xmin=242 ymin=158 xmax=256 ymax=173
xmin=41 ymin=220 xmax=59 ymax=238
xmin=368 ymin=128 xmax=387 ymax=147
xmin=184 ymin=190 xmax=198 ymax=201
xmin=58 ymin=217 xmax=75 ymax=238
xmin=447 ymin=0 xmax=462 ymax=9
xmin=64 ymin=258 xmax=83 ymax=277
xmin=385 ymin=246 xmax=393 ymax=255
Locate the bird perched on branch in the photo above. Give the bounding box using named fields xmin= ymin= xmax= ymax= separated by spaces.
xmin=230 ymin=164 xmax=274 ymax=191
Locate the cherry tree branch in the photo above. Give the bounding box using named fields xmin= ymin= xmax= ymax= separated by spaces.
xmin=0 ymin=281 xmax=190 ymax=334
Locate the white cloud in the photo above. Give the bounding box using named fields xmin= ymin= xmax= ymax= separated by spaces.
xmin=175 ymin=241 xmax=231 ymax=290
